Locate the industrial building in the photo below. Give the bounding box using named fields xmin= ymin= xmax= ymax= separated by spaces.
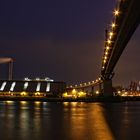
xmin=0 ymin=79 xmax=66 ymax=97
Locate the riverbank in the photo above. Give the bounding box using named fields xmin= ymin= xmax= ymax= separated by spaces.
xmin=0 ymin=96 xmax=140 ymax=102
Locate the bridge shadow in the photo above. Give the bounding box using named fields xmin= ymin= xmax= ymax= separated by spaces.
xmin=102 ymin=102 xmax=140 ymax=140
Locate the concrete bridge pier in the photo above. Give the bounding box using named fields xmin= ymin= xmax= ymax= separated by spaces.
xmin=99 ymin=83 xmax=102 ymax=94
xmin=91 ymin=86 xmax=94 ymax=95
xmin=102 ymin=79 xmax=113 ymax=97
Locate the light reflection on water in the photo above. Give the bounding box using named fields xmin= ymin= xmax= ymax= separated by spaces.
xmin=0 ymin=101 xmax=140 ymax=140
xmin=62 ymin=102 xmax=114 ymax=140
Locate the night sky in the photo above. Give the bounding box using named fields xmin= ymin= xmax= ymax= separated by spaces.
xmin=0 ymin=0 xmax=139 ymax=87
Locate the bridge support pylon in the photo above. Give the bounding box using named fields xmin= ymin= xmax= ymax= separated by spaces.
xmin=102 ymin=79 xmax=113 ymax=97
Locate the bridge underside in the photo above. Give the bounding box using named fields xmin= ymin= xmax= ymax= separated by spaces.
xmin=102 ymin=79 xmax=113 ymax=97
xmin=102 ymin=0 xmax=140 ymax=96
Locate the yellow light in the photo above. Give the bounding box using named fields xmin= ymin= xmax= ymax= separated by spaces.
xmin=20 ymin=101 xmax=27 ymax=105
xmin=20 ymin=92 xmax=27 ymax=96
xmin=117 ymin=91 xmax=121 ymax=94
xmin=109 ymin=32 xmax=113 ymax=36
xmin=103 ymin=60 xmax=106 ymax=63
xmin=62 ymin=92 xmax=68 ymax=97
xmin=5 ymin=101 xmax=14 ymax=104
xmin=72 ymin=89 xmax=77 ymax=94
xmin=111 ymin=23 xmax=116 ymax=28
xmin=104 ymin=56 xmax=107 ymax=60
xmin=106 ymin=46 xmax=110 ymax=50
xmin=96 ymin=79 xmax=99 ymax=82
xmin=77 ymin=91 xmax=86 ymax=97
xmin=109 ymin=32 xmax=114 ymax=39
xmin=109 ymin=36 xmax=112 ymax=40
xmin=102 ymin=66 xmax=105 ymax=69
xmin=107 ymin=40 xmax=111 ymax=44
xmin=114 ymin=9 xmax=119 ymax=16
xmin=105 ymin=51 xmax=108 ymax=55
xmin=35 ymin=101 xmax=41 ymax=106
xmin=96 ymin=90 xmax=99 ymax=94
xmin=35 ymin=92 xmax=41 ymax=96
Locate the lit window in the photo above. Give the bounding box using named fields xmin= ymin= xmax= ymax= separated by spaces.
xmin=10 ymin=82 xmax=16 ymax=91
xmin=24 ymin=82 xmax=28 ymax=90
xmin=0 ymin=82 xmax=7 ymax=91
xmin=46 ymin=83 xmax=50 ymax=92
xmin=36 ymin=83 xmax=41 ymax=92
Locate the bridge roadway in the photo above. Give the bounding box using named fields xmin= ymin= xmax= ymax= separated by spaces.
xmin=67 ymin=0 xmax=140 ymax=97
xmin=102 ymin=0 xmax=140 ymax=80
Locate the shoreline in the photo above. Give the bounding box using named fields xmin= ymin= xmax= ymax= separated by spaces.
xmin=0 ymin=96 xmax=140 ymax=102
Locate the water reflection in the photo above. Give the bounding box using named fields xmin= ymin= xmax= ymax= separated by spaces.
xmin=63 ymin=102 xmax=114 ymax=140
xmin=0 ymin=101 xmax=140 ymax=140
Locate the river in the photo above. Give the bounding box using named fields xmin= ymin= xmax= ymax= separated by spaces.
xmin=0 ymin=101 xmax=140 ymax=140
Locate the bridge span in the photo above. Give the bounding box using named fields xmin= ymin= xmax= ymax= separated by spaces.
xmin=101 ymin=0 xmax=140 ymax=96
xmin=68 ymin=0 xmax=140 ymax=97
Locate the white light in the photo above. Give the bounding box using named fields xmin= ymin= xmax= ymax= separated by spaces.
xmin=45 ymin=77 xmax=54 ymax=82
xmin=46 ymin=83 xmax=50 ymax=92
xmin=24 ymin=82 xmax=28 ymax=90
xmin=0 ymin=82 xmax=7 ymax=91
xmin=36 ymin=78 xmax=40 ymax=81
xmin=36 ymin=82 xmax=41 ymax=92
xmin=24 ymin=77 xmax=30 ymax=81
xmin=10 ymin=82 xmax=16 ymax=91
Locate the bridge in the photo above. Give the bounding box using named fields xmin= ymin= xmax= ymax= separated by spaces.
xmin=67 ymin=0 xmax=140 ymax=97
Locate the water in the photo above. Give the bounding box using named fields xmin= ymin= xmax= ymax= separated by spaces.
xmin=0 ymin=101 xmax=140 ymax=140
